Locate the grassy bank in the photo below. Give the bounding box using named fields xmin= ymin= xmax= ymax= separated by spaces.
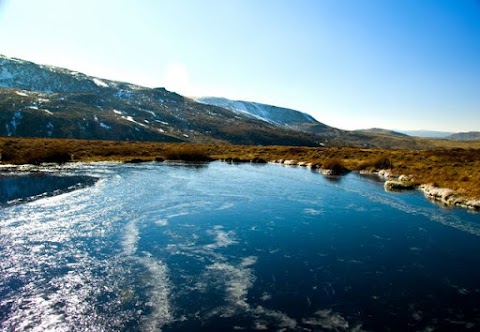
xmin=1 ymin=137 xmax=479 ymax=201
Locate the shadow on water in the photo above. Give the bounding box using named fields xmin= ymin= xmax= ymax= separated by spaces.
xmin=0 ymin=173 xmax=98 ymax=207
xmin=164 ymin=161 xmax=210 ymax=170
xmin=322 ymin=175 xmax=344 ymax=183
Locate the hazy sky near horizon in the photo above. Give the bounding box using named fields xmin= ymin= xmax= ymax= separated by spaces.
xmin=0 ymin=0 xmax=479 ymax=132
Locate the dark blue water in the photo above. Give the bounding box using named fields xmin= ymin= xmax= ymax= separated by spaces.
xmin=0 ymin=173 xmax=98 ymax=206
xmin=1 ymin=162 xmax=480 ymax=331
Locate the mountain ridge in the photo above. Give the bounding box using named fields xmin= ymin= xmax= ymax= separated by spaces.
xmin=0 ymin=54 xmax=323 ymax=146
xmin=446 ymin=131 xmax=480 ymax=141
xmin=0 ymin=54 xmax=446 ymax=149
xmin=355 ymin=128 xmax=409 ymax=137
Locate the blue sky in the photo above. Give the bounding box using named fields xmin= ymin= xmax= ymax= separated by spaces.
xmin=0 ymin=0 xmax=479 ymax=132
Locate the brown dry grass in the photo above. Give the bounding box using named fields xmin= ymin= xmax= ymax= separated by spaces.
xmin=1 ymin=137 xmax=479 ymax=200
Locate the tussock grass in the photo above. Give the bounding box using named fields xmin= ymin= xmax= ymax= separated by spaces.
xmin=0 ymin=139 xmax=72 ymax=164
xmin=162 ymin=144 xmax=212 ymax=162
xmin=359 ymin=156 xmax=393 ymax=170
xmin=320 ymin=158 xmax=349 ymax=175
xmin=1 ymin=137 xmax=479 ymax=200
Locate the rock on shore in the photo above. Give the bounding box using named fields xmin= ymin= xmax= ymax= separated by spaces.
xmin=420 ymin=184 xmax=480 ymax=211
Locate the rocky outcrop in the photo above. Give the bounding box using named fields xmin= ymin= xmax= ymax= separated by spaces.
xmin=420 ymin=184 xmax=480 ymax=211
xmin=272 ymin=159 xmax=349 ymax=175
xmin=384 ymin=180 xmax=416 ymax=191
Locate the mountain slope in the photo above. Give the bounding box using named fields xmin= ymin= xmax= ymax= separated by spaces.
xmin=356 ymin=128 xmax=409 ymax=137
xmin=398 ymin=130 xmax=454 ymax=138
xmin=196 ymin=96 xmax=340 ymax=136
xmin=195 ymin=97 xmax=435 ymax=149
xmin=446 ymin=131 xmax=480 ymax=141
xmin=196 ymin=97 xmax=315 ymax=125
xmin=0 ymin=54 xmax=439 ymax=149
xmin=0 ymin=55 xmax=322 ymax=146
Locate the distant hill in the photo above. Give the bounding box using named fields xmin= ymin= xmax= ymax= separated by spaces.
xmin=398 ymin=130 xmax=454 ymax=138
xmin=446 ymin=131 xmax=480 ymax=141
xmin=356 ymin=128 xmax=409 ymax=137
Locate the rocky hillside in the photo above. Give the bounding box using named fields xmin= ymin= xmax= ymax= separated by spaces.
xmin=0 ymin=55 xmax=322 ymax=146
xmin=0 ymin=54 xmax=437 ymax=149
xmin=196 ymin=97 xmax=317 ymax=125
xmin=196 ymin=97 xmax=342 ymax=137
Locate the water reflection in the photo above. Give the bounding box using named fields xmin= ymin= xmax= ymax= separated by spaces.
xmin=0 ymin=174 xmax=98 ymax=206
xmin=163 ymin=161 xmax=210 ymax=170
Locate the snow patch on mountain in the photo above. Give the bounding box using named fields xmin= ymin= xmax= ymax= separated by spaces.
xmin=122 ymin=115 xmax=147 ymax=128
xmin=5 ymin=111 xmax=22 ymax=136
xmin=196 ymin=97 xmax=317 ymax=127
xmin=46 ymin=122 xmax=54 ymax=137
xmin=15 ymin=91 xmax=29 ymax=97
xmin=100 ymin=122 xmax=112 ymax=130
xmin=92 ymin=78 xmax=109 ymax=88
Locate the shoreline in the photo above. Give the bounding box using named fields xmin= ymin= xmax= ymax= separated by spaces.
xmin=270 ymin=159 xmax=480 ymax=212
xmin=1 ymin=138 xmax=479 ymax=211
xmin=1 ymin=159 xmax=479 ymax=212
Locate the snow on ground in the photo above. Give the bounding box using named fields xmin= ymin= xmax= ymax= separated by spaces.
xmin=113 ymin=109 xmax=123 ymax=115
xmin=100 ymin=122 xmax=111 ymax=130
xmin=92 ymin=78 xmax=109 ymax=88
xmin=121 ymin=115 xmax=147 ymax=128
xmin=114 ymin=91 xmax=133 ymax=99
xmin=15 ymin=91 xmax=29 ymax=97
xmin=143 ymin=110 xmax=156 ymax=117
xmin=46 ymin=122 xmax=54 ymax=137
xmin=5 ymin=111 xmax=22 ymax=136
xmin=25 ymin=105 xmax=53 ymax=115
